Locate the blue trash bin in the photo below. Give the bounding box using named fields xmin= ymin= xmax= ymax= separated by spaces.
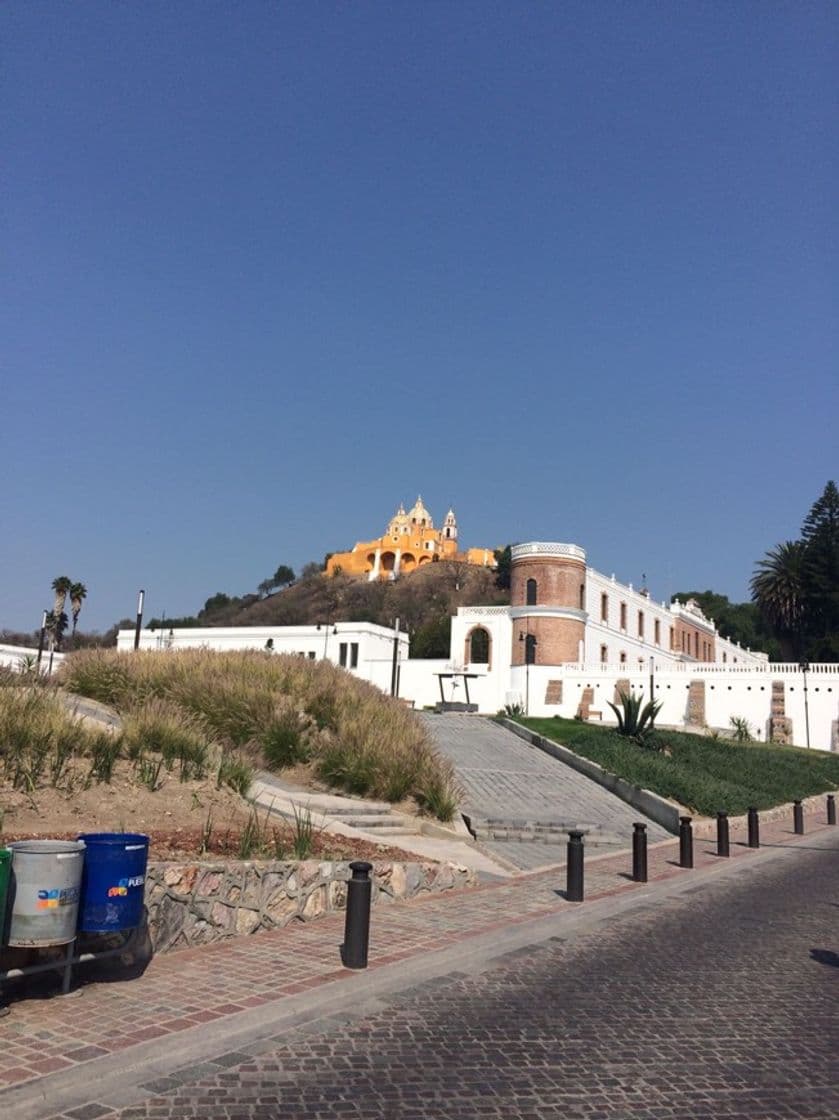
xmin=77 ymin=833 xmax=149 ymax=933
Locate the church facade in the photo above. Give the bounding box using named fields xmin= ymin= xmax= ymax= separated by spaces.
xmin=325 ymin=497 xmax=496 ymax=580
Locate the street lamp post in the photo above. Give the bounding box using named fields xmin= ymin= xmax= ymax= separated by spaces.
xmin=390 ymin=617 xmax=400 ymax=697
xmin=134 ymin=589 xmax=145 ymax=651
xmin=799 ymin=661 xmax=811 ymax=749
xmin=317 ymin=620 xmax=337 ymax=661
xmin=519 ymin=630 xmax=536 ymax=716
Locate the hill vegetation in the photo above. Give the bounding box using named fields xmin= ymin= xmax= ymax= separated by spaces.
xmin=147 ymin=560 xmax=510 ymax=658
xmin=60 ymin=648 xmax=462 ymax=819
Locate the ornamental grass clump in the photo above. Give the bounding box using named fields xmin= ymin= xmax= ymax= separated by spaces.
xmin=0 ymin=685 xmax=124 ymax=793
xmin=61 ymin=648 xmax=462 ymax=820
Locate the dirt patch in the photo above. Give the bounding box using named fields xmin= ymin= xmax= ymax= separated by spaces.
xmin=0 ymin=760 xmax=422 ymax=863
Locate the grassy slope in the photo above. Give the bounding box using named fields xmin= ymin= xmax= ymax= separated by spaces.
xmin=520 ymin=717 xmax=839 ymax=816
xmin=60 ymin=649 xmax=462 ymax=819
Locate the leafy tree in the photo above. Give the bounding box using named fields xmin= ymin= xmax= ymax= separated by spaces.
xmin=201 ymin=592 xmax=233 ymax=615
xmin=273 ymin=564 xmax=295 ymax=588
xmin=494 ymin=546 xmax=512 ymax=590
xmin=300 ymin=561 xmax=323 ymax=580
xmin=411 ymin=614 xmax=452 ymax=659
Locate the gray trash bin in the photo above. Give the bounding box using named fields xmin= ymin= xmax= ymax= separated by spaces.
xmin=7 ymin=840 xmax=86 ymax=947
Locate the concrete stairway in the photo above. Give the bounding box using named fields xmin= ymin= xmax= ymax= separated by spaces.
xmin=464 ymin=815 xmax=627 ymax=848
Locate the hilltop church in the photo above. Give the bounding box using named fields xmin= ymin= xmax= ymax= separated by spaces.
xmin=325 ymin=497 xmax=496 ymax=580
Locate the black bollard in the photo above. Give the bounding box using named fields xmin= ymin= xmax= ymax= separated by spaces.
xmin=632 ymin=822 xmax=648 ymax=883
xmin=747 ymin=806 xmax=760 ymax=849
xmin=716 ymin=811 xmax=730 ymax=858
xmin=342 ymin=861 xmax=373 ymax=969
xmin=793 ymin=800 xmax=804 ymax=835
xmin=828 ymin=794 xmax=836 ymax=826
xmin=566 ymin=830 xmax=584 ymax=902
xmin=679 ymin=816 xmax=694 ymax=869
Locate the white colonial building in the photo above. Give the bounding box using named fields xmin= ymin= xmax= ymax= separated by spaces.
xmin=109 ymin=541 xmax=838 ymax=752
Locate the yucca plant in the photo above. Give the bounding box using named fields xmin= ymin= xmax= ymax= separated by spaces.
xmin=607 ymin=689 xmax=662 ymax=743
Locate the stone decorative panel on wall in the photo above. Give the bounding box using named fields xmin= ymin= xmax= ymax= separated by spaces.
xmin=145 ymin=859 xmax=476 ymax=954
xmin=613 ymin=679 xmax=631 ymax=704
xmin=687 ymin=680 xmax=706 ymax=727
xmin=544 ymin=680 xmax=563 ymax=705
xmin=768 ymin=680 xmax=792 ymax=745
xmin=577 ymin=686 xmax=597 ymax=721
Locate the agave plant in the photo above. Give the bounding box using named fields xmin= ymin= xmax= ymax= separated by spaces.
xmin=607 ymin=689 xmax=662 ymax=741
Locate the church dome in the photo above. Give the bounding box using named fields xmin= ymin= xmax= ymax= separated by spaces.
xmin=408 ymin=495 xmax=433 ymax=528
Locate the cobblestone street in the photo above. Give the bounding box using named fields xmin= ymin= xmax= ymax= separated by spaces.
xmin=24 ymin=824 xmax=837 ymax=1120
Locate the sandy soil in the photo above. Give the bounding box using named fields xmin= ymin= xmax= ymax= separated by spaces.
xmin=0 ymin=759 xmax=423 ymax=863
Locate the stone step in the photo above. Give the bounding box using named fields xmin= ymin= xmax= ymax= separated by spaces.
xmin=466 ymin=816 xmax=625 ymax=845
xmin=340 ymin=814 xmax=414 ymax=830
xmin=318 ymin=805 xmax=392 ymax=817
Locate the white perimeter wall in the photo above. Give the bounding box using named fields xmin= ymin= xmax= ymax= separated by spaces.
xmin=0 ymin=643 xmax=64 ymax=675
xmin=493 ymin=663 xmax=839 ymax=751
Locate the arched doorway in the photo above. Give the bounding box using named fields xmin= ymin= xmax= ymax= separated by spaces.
xmin=465 ymin=626 xmax=491 ymax=668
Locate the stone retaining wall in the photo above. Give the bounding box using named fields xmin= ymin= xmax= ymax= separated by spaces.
xmin=145 ymin=859 xmax=476 ymax=953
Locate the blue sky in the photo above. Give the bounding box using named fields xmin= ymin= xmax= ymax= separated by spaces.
xmin=2 ymin=3 xmax=836 ymax=633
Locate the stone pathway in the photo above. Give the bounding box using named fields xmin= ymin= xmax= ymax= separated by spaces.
xmin=1 ymin=803 xmax=835 ymax=1119
xmin=421 ymin=713 xmax=671 ymax=867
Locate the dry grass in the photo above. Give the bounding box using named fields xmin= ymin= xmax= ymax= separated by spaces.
xmin=59 ymin=649 xmax=462 ymax=819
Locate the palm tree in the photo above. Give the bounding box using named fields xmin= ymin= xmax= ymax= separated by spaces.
xmin=48 ymin=576 xmax=72 ymax=652
xmin=51 ymin=576 xmax=72 ymax=620
xmin=69 ymin=581 xmax=87 ymax=639
xmin=750 ymin=541 xmax=807 ymax=657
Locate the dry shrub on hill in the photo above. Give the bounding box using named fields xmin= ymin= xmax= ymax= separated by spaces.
xmin=60 ymin=649 xmax=462 ymax=820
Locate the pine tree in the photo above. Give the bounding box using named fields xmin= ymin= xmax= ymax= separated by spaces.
xmin=800 ymin=480 xmax=839 ymax=658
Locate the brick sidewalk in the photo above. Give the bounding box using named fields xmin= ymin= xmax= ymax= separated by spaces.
xmin=0 ymin=805 xmax=834 ymax=1099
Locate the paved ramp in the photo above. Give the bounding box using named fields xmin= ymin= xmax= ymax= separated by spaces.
xmin=422 ymin=713 xmax=671 ymax=870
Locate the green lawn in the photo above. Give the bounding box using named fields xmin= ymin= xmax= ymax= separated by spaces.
xmin=518 ymin=717 xmax=839 ymax=817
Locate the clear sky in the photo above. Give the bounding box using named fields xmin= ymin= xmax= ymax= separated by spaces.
xmin=2 ymin=2 xmax=836 ymax=633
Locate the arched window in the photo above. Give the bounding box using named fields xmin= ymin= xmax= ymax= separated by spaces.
xmin=468 ymin=627 xmax=490 ymax=666
xmin=525 ymin=633 xmax=537 ymax=665
xmin=580 ymin=584 xmax=585 ymax=609
xmin=526 ymin=578 xmax=537 ymax=605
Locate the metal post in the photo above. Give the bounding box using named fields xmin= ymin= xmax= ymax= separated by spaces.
xmin=679 ymin=816 xmax=693 ymax=869
xmin=566 ymin=830 xmax=584 ymax=901
xmin=342 ymin=861 xmax=372 ymax=969
xmin=828 ymin=794 xmax=836 ymax=826
xmin=716 ymin=811 xmax=730 ymax=858
xmin=133 ymin=589 xmax=145 ymax=651
xmin=60 ymin=938 xmax=76 ymax=995
xmin=632 ymin=822 xmax=647 ymax=882
xmin=799 ymin=662 xmax=810 ymax=749
xmin=747 ymin=806 xmax=760 ymax=849
xmin=36 ymin=610 xmax=48 ymax=669
xmin=793 ymin=799 xmax=804 ymax=835
xmin=390 ymin=617 xmax=400 ymax=697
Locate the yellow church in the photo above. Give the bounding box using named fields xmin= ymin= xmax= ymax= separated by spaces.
xmin=325 ymin=497 xmax=496 ymax=580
